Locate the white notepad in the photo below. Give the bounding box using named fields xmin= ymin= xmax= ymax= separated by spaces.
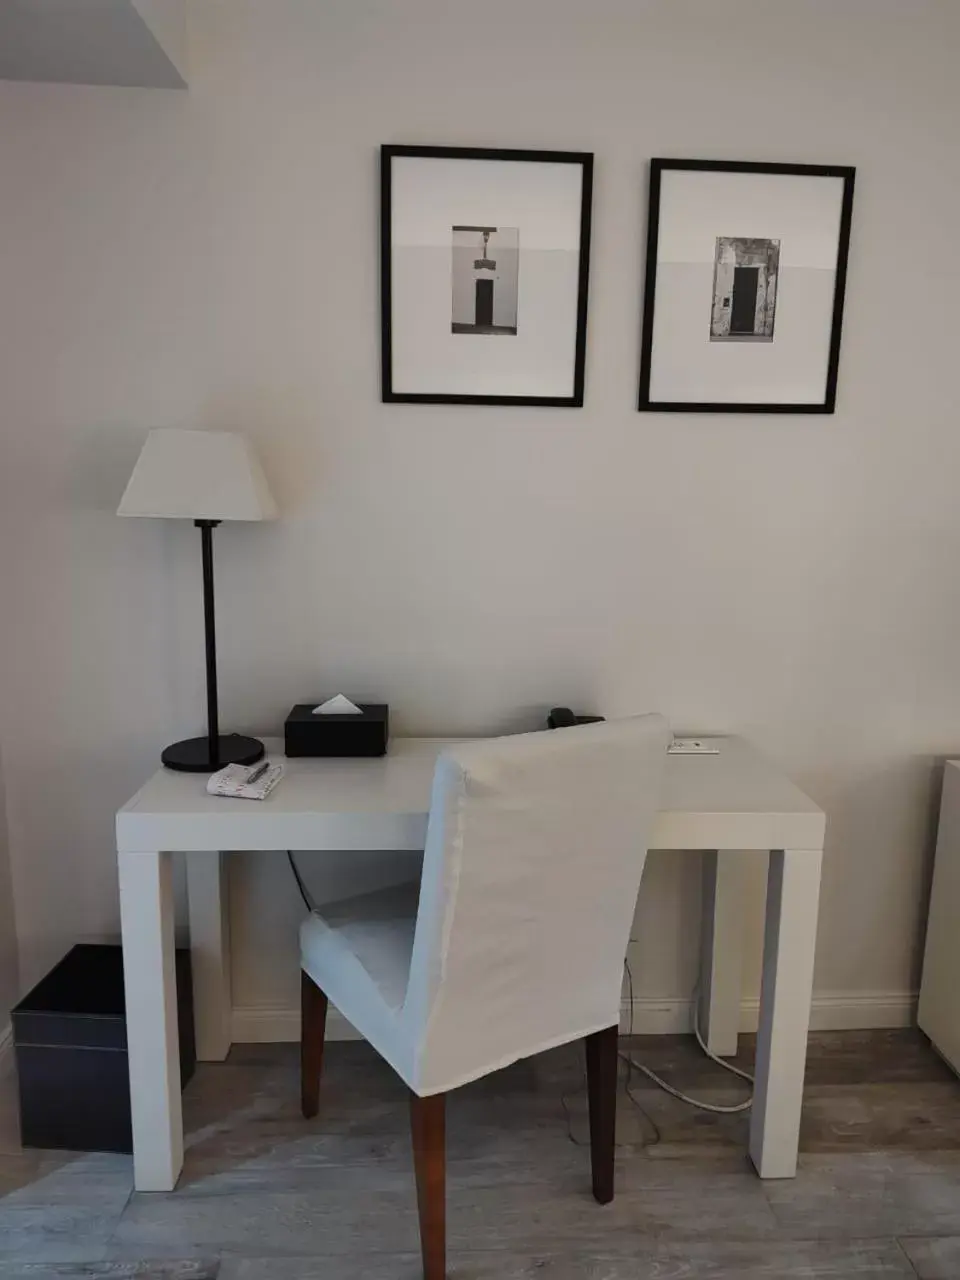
xmin=206 ymin=760 xmax=284 ymax=800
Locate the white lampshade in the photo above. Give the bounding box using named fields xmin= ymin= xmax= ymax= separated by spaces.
xmin=118 ymin=429 xmax=277 ymax=521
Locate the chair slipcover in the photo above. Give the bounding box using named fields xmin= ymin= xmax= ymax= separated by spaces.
xmin=301 ymin=714 xmax=669 ymax=1095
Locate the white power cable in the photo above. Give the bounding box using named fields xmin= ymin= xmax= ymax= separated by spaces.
xmin=619 ymin=961 xmax=753 ymax=1115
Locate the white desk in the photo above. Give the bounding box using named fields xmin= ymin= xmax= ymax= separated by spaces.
xmin=117 ymin=735 xmax=825 ymax=1192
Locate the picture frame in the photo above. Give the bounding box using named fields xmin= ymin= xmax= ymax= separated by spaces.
xmin=381 ymin=145 xmax=593 ymax=407
xmin=638 ymin=159 xmax=856 ymax=414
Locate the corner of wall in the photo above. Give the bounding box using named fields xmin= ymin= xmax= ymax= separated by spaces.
xmin=131 ymin=0 xmax=188 ymax=84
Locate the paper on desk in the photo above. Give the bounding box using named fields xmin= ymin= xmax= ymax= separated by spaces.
xmin=207 ymin=761 xmax=284 ymax=800
xmin=312 ymin=694 xmax=363 ymax=715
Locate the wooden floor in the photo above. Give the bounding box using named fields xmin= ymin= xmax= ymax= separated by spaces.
xmin=1 ymin=1030 xmax=960 ymax=1277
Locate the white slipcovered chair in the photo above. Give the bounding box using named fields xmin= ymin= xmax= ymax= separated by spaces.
xmin=299 ymin=714 xmax=669 ymax=1279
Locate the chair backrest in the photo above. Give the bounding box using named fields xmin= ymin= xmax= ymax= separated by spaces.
xmin=401 ymin=714 xmax=670 ymax=1095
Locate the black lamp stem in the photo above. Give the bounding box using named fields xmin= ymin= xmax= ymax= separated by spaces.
xmin=159 ymin=518 xmax=264 ymax=772
xmin=197 ymin=519 xmax=221 ymax=768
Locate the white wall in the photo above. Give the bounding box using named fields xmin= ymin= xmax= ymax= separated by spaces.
xmin=1 ymin=0 xmax=959 ymax=1032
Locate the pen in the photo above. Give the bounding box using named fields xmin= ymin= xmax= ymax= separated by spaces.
xmin=246 ymin=761 xmax=270 ymax=785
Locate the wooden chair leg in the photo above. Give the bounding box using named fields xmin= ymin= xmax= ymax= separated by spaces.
xmin=410 ymin=1090 xmax=446 ymax=1280
xmin=585 ymin=1023 xmax=619 ymax=1204
xmin=300 ymin=970 xmax=328 ymax=1119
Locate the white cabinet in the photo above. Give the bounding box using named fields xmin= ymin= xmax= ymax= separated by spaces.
xmin=919 ymin=761 xmax=960 ymax=1074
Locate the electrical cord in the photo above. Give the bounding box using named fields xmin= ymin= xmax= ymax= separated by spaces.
xmin=560 ymin=1058 xmax=660 ymax=1150
xmin=619 ymin=958 xmax=661 ymax=1145
xmin=288 ymin=851 xmax=317 ymax=912
xmin=619 ymin=957 xmax=753 ymax=1114
xmin=559 ymin=956 xmax=661 ymax=1152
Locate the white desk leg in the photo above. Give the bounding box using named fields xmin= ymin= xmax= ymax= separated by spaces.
xmin=698 ymin=850 xmax=745 ymax=1057
xmin=186 ymin=850 xmax=232 ymax=1062
xmin=749 ymin=847 xmax=822 ymax=1179
xmin=118 ymin=848 xmax=183 ymax=1192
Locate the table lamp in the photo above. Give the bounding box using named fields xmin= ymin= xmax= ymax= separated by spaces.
xmin=118 ymin=428 xmax=277 ymax=772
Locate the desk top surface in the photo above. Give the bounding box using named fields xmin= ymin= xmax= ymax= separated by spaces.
xmin=117 ymin=736 xmax=824 ymax=853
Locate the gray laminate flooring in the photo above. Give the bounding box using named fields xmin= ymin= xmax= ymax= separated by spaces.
xmin=1 ymin=1030 xmax=959 ymax=1277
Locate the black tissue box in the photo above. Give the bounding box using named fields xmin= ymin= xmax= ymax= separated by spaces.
xmin=284 ymin=702 xmax=389 ymax=757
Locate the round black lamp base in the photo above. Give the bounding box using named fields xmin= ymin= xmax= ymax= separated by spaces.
xmin=161 ymin=734 xmax=265 ymax=774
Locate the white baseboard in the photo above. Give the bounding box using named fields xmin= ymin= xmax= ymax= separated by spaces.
xmin=623 ymin=990 xmax=917 ymax=1036
xmin=797 ymin=990 xmax=918 ymax=1032
xmin=0 ymin=1023 xmax=13 ymax=1077
xmin=232 ymin=1005 xmax=359 ymax=1043
xmin=230 ymin=990 xmax=918 ymax=1045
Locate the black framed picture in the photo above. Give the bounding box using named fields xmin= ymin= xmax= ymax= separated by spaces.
xmin=381 ymin=145 xmax=593 ymax=407
xmin=638 ymin=159 xmax=856 ymax=413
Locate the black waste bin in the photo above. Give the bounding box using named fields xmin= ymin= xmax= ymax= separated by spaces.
xmin=12 ymin=943 xmax=196 ymax=1153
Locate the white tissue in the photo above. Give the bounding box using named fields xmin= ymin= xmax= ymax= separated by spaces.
xmin=312 ymin=694 xmax=363 ymax=715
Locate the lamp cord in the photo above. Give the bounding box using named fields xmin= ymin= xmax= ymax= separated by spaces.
xmin=287 ymin=851 xmax=317 ymax=913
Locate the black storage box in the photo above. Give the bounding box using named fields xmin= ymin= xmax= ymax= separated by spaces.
xmin=285 ymin=702 xmax=389 ymax=757
xmin=12 ymin=943 xmax=196 ymax=1153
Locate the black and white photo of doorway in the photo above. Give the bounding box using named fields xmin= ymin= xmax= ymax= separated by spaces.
xmin=710 ymin=236 xmax=780 ymax=341
xmin=451 ymin=225 xmax=519 ymax=335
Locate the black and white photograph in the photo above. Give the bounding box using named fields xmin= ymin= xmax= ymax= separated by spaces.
xmin=381 ymin=145 xmax=593 ymax=406
xmin=451 ymin=226 xmax=519 ymax=336
xmin=638 ymin=159 xmax=855 ymax=413
xmin=710 ymin=236 xmax=780 ymax=342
